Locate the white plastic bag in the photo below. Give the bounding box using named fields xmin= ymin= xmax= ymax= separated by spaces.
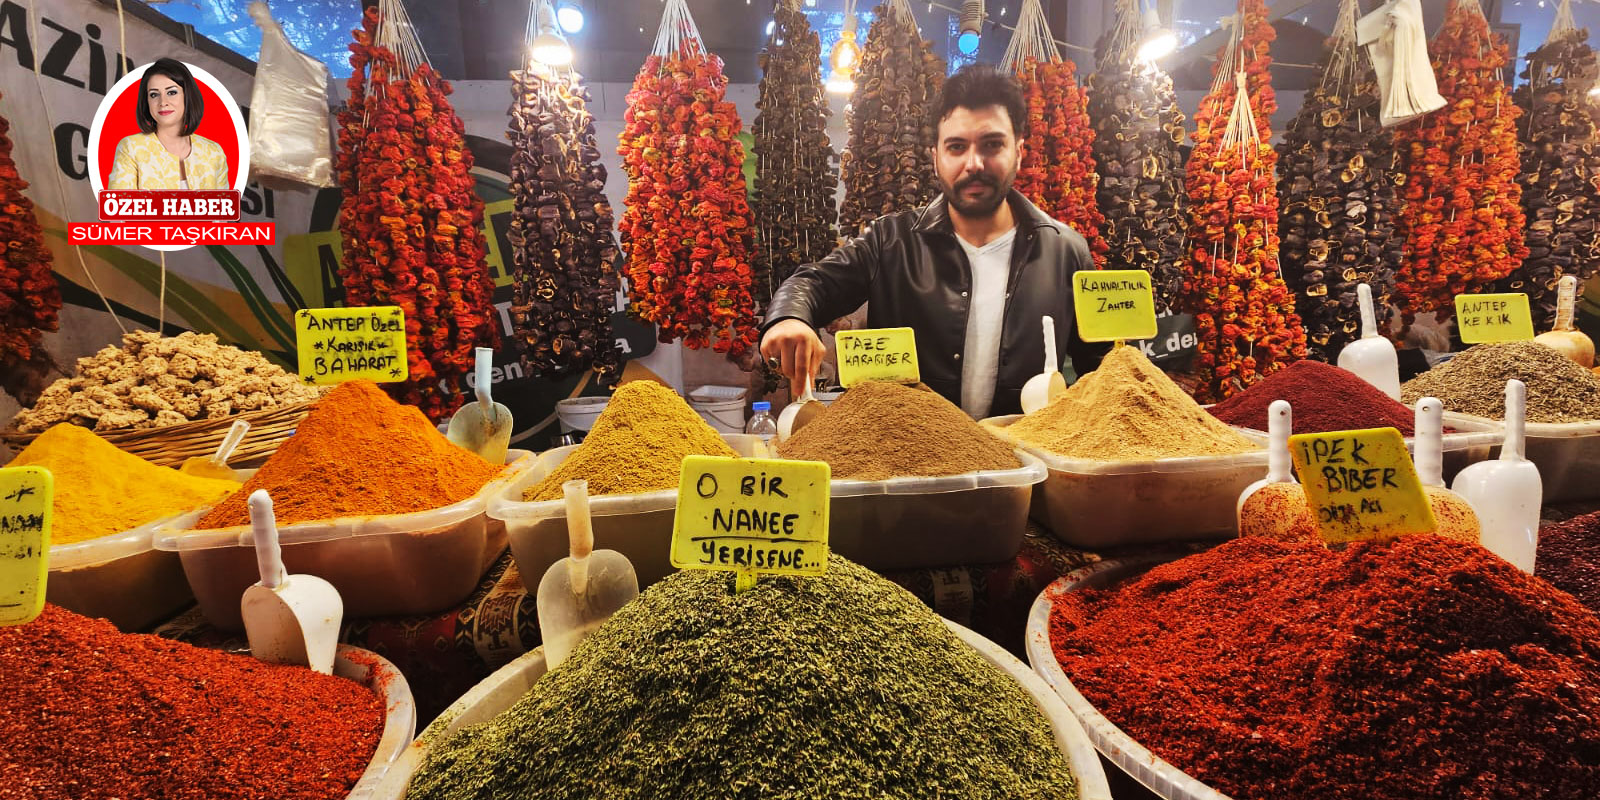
xmin=1357 ymin=0 xmax=1447 ymax=127
xmin=246 ymin=2 xmax=335 ymax=188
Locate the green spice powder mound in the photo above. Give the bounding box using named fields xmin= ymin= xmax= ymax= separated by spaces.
xmin=406 ymin=556 xmax=1079 ymax=800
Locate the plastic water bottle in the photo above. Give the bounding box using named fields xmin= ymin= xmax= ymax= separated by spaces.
xmin=746 ymin=401 xmax=777 ymax=456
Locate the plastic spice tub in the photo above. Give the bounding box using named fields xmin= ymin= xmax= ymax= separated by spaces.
xmin=369 ymin=622 xmax=1114 ymax=800
xmin=985 ymin=415 xmax=1267 ymax=549
xmin=1438 ymin=411 xmax=1600 ymax=503
xmin=338 ymin=645 xmax=419 ymax=799
xmin=46 ymin=515 xmax=193 ymax=632
xmin=152 ymin=451 xmax=534 ymax=631
xmin=1026 ymin=556 xmax=1236 ymax=800
xmin=491 ymin=437 xmax=1048 ymax=592
xmin=1228 ymin=412 xmax=1501 ymax=486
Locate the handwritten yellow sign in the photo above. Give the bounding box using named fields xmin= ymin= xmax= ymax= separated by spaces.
xmin=1454 ymin=293 xmax=1534 ymax=343
xmin=835 ymin=327 xmax=919 ymax=387
xmin=1289 ymin=427 xmax=1436 ymax=544
xmin=1073 ymin=269 xmax=1158 ymax=342
xmin=672 ymin=456 xmax=830 ymax=590
xmin=295 ymin=306 xmax=409 ymax=385
xmin=0 ymin=466 xmax=52 ymax=627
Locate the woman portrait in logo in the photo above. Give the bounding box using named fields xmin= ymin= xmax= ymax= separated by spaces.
xmin=107 ymin=58 xmax=230 ymax=191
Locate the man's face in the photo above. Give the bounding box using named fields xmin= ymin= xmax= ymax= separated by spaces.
xmin=932 ymin=104 xmax=1021 ymax=220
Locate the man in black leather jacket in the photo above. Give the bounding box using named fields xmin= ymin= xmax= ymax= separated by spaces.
xmin=760 ymin=65 xmax=1107 ymax=418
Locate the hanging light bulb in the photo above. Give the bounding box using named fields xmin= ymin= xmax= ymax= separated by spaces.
xmin=957 ymin=0 xmax=984 ymax=55
xmin=827 ymin=7 xmax=861 ymax=93
xmin=530 ymin=0 xmax=573 ymax=66
xmin=554 ymin=0 xmax=584 ymax=33
xmin=1136 ymin=5 xmax=1177 ymax=61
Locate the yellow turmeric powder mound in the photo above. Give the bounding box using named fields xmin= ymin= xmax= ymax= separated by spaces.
xmin=524 ymin=381 xmax=738 ymax=501
xmin=8 ymin=424 xmax=240 ymax=544
xmin=1006 ymin=345 xmax=1258 ymax=461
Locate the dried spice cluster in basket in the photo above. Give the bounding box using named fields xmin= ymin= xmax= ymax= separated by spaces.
xmin=753 ymin=5 xmax=838 ymax=307
xmin=1086 ymin=0 xmax=1188 ymax=309
xmin=337 ymin=4 xmax=498 ymax=420
xmin=838 ymin=1 xmax=945 ymax=235
xmin=1392 ymin=0 xmax=1526 ymax=326
xmin=0 ymin=90 xmax=60 ymax=404
xmin=506 ymin=61 xmax=623 ymax=383
xmin=1278 ymin=0 xmax=1402 ymax=360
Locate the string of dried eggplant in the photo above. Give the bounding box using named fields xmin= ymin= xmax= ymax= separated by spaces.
xmin=506 ymin=62 xmax=623 ymax=385
xmin=753 ymin=4 xmax=838 ymax=309
xmin=1086 ymin=0 xmax=1187 ymax=310
xmin=839 ymin=0 xmax=945 ymax=236
xmin=1277 ymin=0 xmax=1402 ymax=360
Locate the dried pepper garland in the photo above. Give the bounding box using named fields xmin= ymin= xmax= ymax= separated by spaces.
xmin=1278 ymin=0 xmax=1402 ymax=360
xmin=337 ymin=4 xmax=497 ymax=420
xmin=1392 ymin=0 xmax=1525 ymax=326
xmin=1501 ymin=14 xmax=1600 ymax=330
xmin=619 ymin=2 xmax=760 ymax=356
xmin=753 ymin=4 xmax=838 ymax=308
xmin=0 ymin=90 xmax=61 ymax=404
xmin=1086 ymin=0 xmax=1187 ymax=309
xmin=506 ymin=63 xmax=622 ymax=384
xmin=1180 ymin=0 xmax=1306 ymax=402
xmin=1013 ymin=57 xmax=1108 ymax=266
xmin=839 ymin=0 xmax=945 ymax=235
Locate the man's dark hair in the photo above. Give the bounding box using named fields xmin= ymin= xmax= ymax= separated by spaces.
xmin=930 ymin=64 xmax=1026 ymax=139
xmin=135 ymin=58 xmax=205 ymax=136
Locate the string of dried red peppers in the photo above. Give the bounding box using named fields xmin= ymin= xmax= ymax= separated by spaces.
xmin=1179 ymin=0 xmax=1306 ymax=402
xmin=1013 ymin=57 xmax=1109 ymax=268
xmin=618 ymin=47 xmax=761 ymax=356
xmin=0 ymin=90 xmax=61 ymax=404
xmin=336 ymin=7 xmax=498 ymax=421
xmin=1392 ymin=0 xmax=1526 ymax=328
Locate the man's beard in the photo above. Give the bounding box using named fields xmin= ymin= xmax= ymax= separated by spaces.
xmin=940 ymin=169 xmax=1013 ymax=219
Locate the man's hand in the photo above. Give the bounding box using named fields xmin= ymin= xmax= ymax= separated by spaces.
xmin=760 ymin=319 xmax=826 ymax=391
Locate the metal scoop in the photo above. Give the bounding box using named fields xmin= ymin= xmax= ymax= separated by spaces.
xmin=179 ymin=419 xmax=250 ymax=481
xmin=536 ymin=479 xmax=639 ymax=670
xmin=1020 ymin=315 xmax=1069 ymax=414
xmin=240 ymin=490 xmax=343 ymax=674
xmin=776 ymin=368 xmax=825 ymax=442
xmin=446 ymin=347 xmax=513 ymax=465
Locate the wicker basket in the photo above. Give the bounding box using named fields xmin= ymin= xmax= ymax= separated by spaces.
xmin=1 ymin=402 xmax=313 ymax=467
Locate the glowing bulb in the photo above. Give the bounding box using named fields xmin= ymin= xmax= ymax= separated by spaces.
xmin=554 ymin=1 xmax=584 ymax=33
xmin=1136 ymin=8 xmax=1176 ymax=61
xmin=826 ymin=73 xmax=856 ymax=94
xmin=957 ymin=30 xmax=980 ymax=55
xmin=766 ymin=20 xmax=775 ymax=36
xmin=531 ymin=33 xmax=573 ymax=66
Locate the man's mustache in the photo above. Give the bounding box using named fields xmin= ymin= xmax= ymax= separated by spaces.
xmin=954 ymin=174 xmax=998 ymax=191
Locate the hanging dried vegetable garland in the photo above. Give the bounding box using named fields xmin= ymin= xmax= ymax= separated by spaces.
xmin=0 ymin=91 xmax=61 ymax=404
xmin=1086 ymin=0 xmax=1187 ymax=309
xmin=1278 ymin=0 xmax=1402 ymax=360
xmin=1003 ymin=0 xmax=1108 ymax=267
xmin=1500 ymin=1 xmax=1600 ymax=330
xmin=1392 ymin=0 xmax=1525 ymax=327
xmin=618 ymin=0 xmax=760 ymax=355
xmin=753 ymin=4 xmax=838 ymax=308
xmin=1180 ymin=0 xmax=1306 ymax=402
xmin=506 ymin=56 xmax=623 ymax=385
xmin=337 ymin=2 xmax=498 ymax=420
xmin=839 ymin=0 xmax=945 ymax=235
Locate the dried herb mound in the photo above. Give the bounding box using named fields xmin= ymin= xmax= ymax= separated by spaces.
xmin=1013 ymin=57 xmax=1109 ymax=266
xmin=1050 ymin=536 xmax=1600 ymax=800
xmin=1209 ymin=360 xmax=1418 ymax=435
xmin=753 ymin=6 xmax=838 ymax=307
xmin=838 ymin=2 xmax=945 ymax=235
xmin=1278 ymin=0 xmax=1402 ymax=360
xmin=1400 ymin=340 xmax=1600 ymax=422
xmin=506 ymin=63 xmax=622 ymax=384
xmin=776 ymin=381 xmax=1019 ymax=480
xmin=1500 ymin=26 xmax=1600 ymax=330
xmin=1086 ymin=0 xmax=1187 ymax=310
xmin=1537 ymin=510 xmax=1600 ymax=615
xmin=408 ymin=556 xmax=1079 ymax=800
xmin=0 ymin=89 xmax=61 ymax=406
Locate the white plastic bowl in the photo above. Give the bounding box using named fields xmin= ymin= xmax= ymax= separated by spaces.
xmin=338 ymin=645 xmax=419 ymax=799
xmin=1436 ymin=411 xmax=1600 ymax=502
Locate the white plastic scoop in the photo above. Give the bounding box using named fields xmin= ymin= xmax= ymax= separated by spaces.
xmin=1452 ymin=380 xmax=1543 ymax=572
xmin=446 ymin=347 xmax=513 ymax=465
xmin=1237 ymin=400 xmax=1295 ymax=514
xmin=179 ymin=419 xmax=250 ymax=480
xmin=1534 ymin=275 xmax=1595 ymax=368
xmin=1338 ymin=283 xmax=1401 ymax=400
xmin=536 ymin=479 xmax=639 ymax=670
xmin=776 ymin=368 xmax=825 ymax=442
xmin=240 ymin=490 xmax=343 ymax=674
xmin=1020 ymin=315 xmax=1069 ymax=414
xmin=1414 ymin=397 xmax=1446 ymax=488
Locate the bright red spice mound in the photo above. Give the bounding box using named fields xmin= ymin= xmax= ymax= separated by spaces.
xmin=0 ymin=605 xmax=384 ymax=800
xmin=1049 ymin=536 xmax=1600 ymax=800
xmin=1207 ymin=359 xmax=1420 ymax=435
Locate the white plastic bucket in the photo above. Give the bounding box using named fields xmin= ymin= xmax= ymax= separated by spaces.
xmin=555 ymin=397 xmax=609 ymax=433
xmin=688 ymin=385 xmax=747 ymax=434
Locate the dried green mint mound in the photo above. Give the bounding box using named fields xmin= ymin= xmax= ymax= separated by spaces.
xmin=406 ymin=556 xmax=1079 ymax=800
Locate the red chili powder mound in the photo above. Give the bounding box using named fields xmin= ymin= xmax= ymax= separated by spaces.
xmin=1049 ymin=536 xmax=1600 ymax=800
xmin=198 ymin=380 xmax=502 ymax=528
xmin=1207 ymin=359 xmax=1422 ymax=435
xmin=0 ymin=605 xmax=385 ymax=800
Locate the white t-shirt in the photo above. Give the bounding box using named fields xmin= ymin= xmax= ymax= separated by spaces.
xmin=956 ymin=227 xmax=1018 ymax=418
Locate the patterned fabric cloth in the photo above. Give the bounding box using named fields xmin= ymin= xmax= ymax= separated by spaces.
xmin=108 ymin=133 xmax=230 ymax=190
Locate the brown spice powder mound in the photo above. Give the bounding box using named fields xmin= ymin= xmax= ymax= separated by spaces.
xmin=524 ymin=381 xmax=737 ymax=501
xmin=776 ymin=381 xmax=1019 ymax=480
xmin=1006 ymin=345 xmax=1258 ymax=460
xmin=1401 ymin=340 xmax=1600 ymax=422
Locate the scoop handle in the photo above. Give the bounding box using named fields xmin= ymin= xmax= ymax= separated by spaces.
xmin=247 ymin=490 xmax=284 ymax=589
xmin=474 ymin=347 xmax=494 ymax=409
xmin=213 ymin=419 xmax=251 ymax=466
xmin=1266 ymin=400 xmax=1292 ymax=482
xmin=564 ymin=479 xmax=593 ymax=595
xmin=1502 ymin=379 xmax=1527 ymax=461
xmin=1358 ymin=283 xmax=1378 ymax=340
xmin=1555 ymin=275 xmax=1578 ymax=332
xmin=1414 ymin=397 xmax=1444 ymax=487
xmin=1042 ymin=315 xmax=1059 ymax=374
